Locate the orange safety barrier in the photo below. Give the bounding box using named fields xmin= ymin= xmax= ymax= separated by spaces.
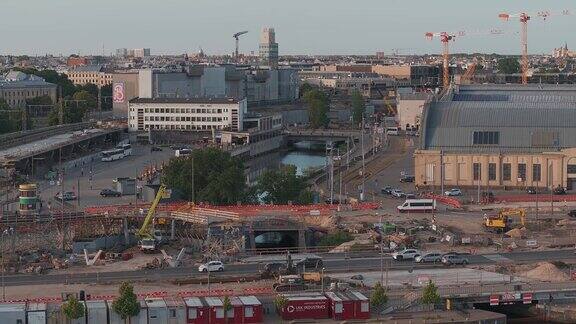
xmin=243 ymin=287 xmax=273 ymax=295
xmin=422 ymin=194 xmax=462 ymax=209
xmin=137 ymin=291 xmax=168 ymax=298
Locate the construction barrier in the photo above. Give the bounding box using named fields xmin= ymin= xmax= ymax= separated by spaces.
xmin=137 ymin=291 xmax=168 ymax=298
xmin=495 ymin=194 xmax=576 ymax=203
xmin=423 ymin=194 xmax=462 ymax=209
xmin=243 ymin=287 xmax=274 ymax=295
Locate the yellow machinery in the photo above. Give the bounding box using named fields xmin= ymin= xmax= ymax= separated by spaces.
xmin=484 ymin=208 xmax=526 ymax=232
xmin=137 ymin=184 xmax=167 ymax=252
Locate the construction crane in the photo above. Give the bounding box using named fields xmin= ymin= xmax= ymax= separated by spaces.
xmin=499 ymin=10 xmax=571 ymax=84
xmin=460 ymin=60 xmax=478 ymax=85
xmin=484 ymin=208 xmax=526 ymax=233
xmin=425 ymin=32 xmax=455 ymax=89
xmin=233 ymin=31 xmax=248 ymax=61
xmin=137 ymin=184 xmax=167 ymax=252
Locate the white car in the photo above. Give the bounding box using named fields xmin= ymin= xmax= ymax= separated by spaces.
xmin=391 ymin=189 xmax=405 ymax=198
xmin=444 ymin=188 xmax=462 ymax=196
xmin=198 ymin=261 xmax=224 ymax=272
xmin=392 ymin=249 xmax=420 ymax=261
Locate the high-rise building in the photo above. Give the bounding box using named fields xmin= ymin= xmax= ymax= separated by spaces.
xmin=259 ymin=28 xmax=279 ymax=68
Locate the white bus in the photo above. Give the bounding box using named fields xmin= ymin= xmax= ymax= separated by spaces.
xmin=116 ymin=143 xmax=132 ymax=156
xmin=175 ymin=148 xmax=192 ymax=157
xmin=397 ymin=199 xmax=436 ymax=213
xmin=101 ymin=149 xmax=125 ymax=162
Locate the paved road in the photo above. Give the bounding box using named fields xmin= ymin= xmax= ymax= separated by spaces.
xmin=2 ymin=249 xmax=575 ymax=287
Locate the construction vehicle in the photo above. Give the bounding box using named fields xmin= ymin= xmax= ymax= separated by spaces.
xmin=137 ymin=184 xmax=167 ymax=253
xmin=484 ymin=208 xmax=526 ymax=232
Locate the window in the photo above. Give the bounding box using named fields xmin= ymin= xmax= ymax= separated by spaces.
xmin=215 ymin=307 xmax=224 ymax=319
xmin=473 ymin=163 xmax=481 ymax=181
xmin=361 ymin=301 xmax=369 ymax=312
xmin=533 ymin=164 xmax=541 ymax=182
xmin=568 ymin=165 xmax=576 ymax=174
xmin=227 ymin=308 xmax=234 ymax=318
xmin=503 ymin=163 xmax=511 ymax=181
xmin=170 ymin=309 xmax=176 ymax=318
xmin=518 ymin=163 xmax=526 ymax=181
xmin=473 ymin=131 xmax=499 ymax=145
xmin=488 ymin=163 xmax=496 ymax=181
xmin=245 ymin=306 xmax=253 ymax=317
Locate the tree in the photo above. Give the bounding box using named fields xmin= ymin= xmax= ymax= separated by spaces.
xmin=351 ymin=90 xmax=365 ymax=126
xmin=48 ymin=102 xmax=86 ymax=126
xmin=112 ymin=282 xmax=140 ymax=323
xmin=304 ymin=89 xmax=329 ymax=129
xmin=370 ymin=282 xmax=388 ymax=308
xmin=421 ymin=280 xmax=441 ymax=307
xmin=299 ymin=83 xmax=315 ymax=98
xmin=26 ymin=95 xmax=53 ymax=106
xmin=72 ymin=90 xmax=97 ymax=109
xmin=497 ymin=57 xmax=521 ymax=74
xmin=0 ymin=99 xmax=26 ymax=135
xmin=75 ymin=83 xmax=99 ymax=98
xmin=61 ymin=295 xmax=85 ymax=323
xmin=274 ymin=295 xmax=288 ymax=312
xmin=318 ymin=230 xmax=353 ymax=247
xmin=257 ymin=165 xmax=313 ymax=204
xmin=222 ymin=296 xmax=233 ymax=324
xmin=101 ymin=84 xmax=113 ymax=110
xmin=162 ymin=148 xmax=252 ymax=205
xmin=14 ymin=68 xmax=76 ymax=97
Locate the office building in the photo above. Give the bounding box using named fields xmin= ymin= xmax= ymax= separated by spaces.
xmin=415 ymin=84 xmax=576 ymax=190
xmin=0 ymin=71 xmax=57 ymax=109
xmin=259 ymin=28 xmax=279 ymax=68
xmin=66 ymin=65 xmax=113 ymax=87
xmin=128 ymin=97 xmax=246 ymax=132
xmin=133 ymin=48 xmax=151 ymax=58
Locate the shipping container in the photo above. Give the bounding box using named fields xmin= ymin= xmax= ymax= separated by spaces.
xmin=184 ymin=297 xmax=209 ymax=324
xmin=279 ymin=293 xmax=329 ymax=320
xmin=225 ymin=296 xmax=243 ymax=324
xmin=204 ymin=297 xmax=225 ymax=324
xmin=325 ymin=291 xmax=352 ymax=320
xmin=26 ymin=302 xmax=47 ymax=324
xmin=238 ymin=296 xmax=263 ymax=324
xmin=164 ymin=297 xmax=186 ymax=324
xmin=86 ymin=300 xmax=108 ymax=324
xmin=146 ymin=298 xmax=168 ymax=324
xmin=46 ymin=302 xmax=63 ymax=324
xmin=349 ymin=291 xmax=370 ymax=320
xmin=137 ymin=299 xmax=149 ymax=324
xmin=0 ymin=303 xmax=26 ymax=324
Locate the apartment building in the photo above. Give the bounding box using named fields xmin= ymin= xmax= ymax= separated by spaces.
xmin=66 ymin=65 xmax=113 ymax=87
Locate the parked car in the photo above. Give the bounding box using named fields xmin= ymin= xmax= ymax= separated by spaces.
xmin=444 ymin=188 xmax=462 ymax=196
xmin=415 ymin=252 xmax=443 ymax=263
xmin=198 ymin=261 xmax=224 ymax=272
xmin=150 ymin=146 xmax=163 ymax=152
xmin=554 ymin=186 xmax=567 ymax=195
xmin=381 ymin=186 xmax=393 ymax=195
xmin=392 ymin=249 xmax=420 ymax=261
xmin=400 ymin=175 xmax=415 ymax=183
xmin=569 ymin=210 xmax=576 ymax=218
xmin=526 ymin=186 xmax=537 ymax=194
xmin=295 ymin=257 xmax=323 ymax=269
xmin=441 ymin=255 xmax=469 ymax=266
xmin=100 ymin=189 xmax=121 ymax=197
xmin=55 ymin=191 xmax=77 ymax=201
xmin=404 ymin=193 xmax=417 ymax=200
xmin=391 ymin=189 xmax=405 ymax=198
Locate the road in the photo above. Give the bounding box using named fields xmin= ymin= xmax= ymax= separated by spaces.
xmin=2 ymin=249 xmax=575 ymax=287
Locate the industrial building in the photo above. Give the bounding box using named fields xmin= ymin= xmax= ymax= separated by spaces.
xmin=415 ymin=84 xmax=576 ymax=190
xmin=0 ymin=71 xmax=57 ymax=109
xmin=128 ymin=97 xmax=246 ymax=132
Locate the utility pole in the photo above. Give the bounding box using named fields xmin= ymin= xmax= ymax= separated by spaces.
xmin=440 ymin=150 xmax=444 ymax=195
xmin=379 ymin=213 xmax=383 ymax=284
xmin=361 ymin=117 xmax=365 ymax=201
xmin=330 ymin=147 xmax=334 ymax=205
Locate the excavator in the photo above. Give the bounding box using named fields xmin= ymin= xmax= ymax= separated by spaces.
xmin=137 ymin=184 xmax=167 ymax=253
xmin=484 ymin=208 xmax=526 ymax=233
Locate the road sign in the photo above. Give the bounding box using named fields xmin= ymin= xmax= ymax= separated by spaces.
xmin=522 ymin=293 xmax=533 ymax=304
xmin=489 ymin=294 xmax=499 ymax=306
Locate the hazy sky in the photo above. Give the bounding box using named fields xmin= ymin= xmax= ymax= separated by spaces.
xmin=2 ymin=0 xmax=575 ymax=56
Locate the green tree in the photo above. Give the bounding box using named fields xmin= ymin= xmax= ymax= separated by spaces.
xmin=370 ymin=282 xmax=388 ymax=308
xmin=162 ymin=148 xmax=251 ymax=205
xmin=421 ymin=280 xmax=441 ymax=307
xmin=48 ymin=102 xmax=86 ymax=126
xmin=351 ymin=90 xmax=365 ymax=126
xmin=304 ymin=89 xmax=329 ymax=129
xmin=497 ymin=57 xmax=521 ymax=74
xmin=222 ymin=296 xmax=233 ymax=324
xmin=101 ymin=83 xmax=113 ymax=110
xmin=299 ymin=83 xmax=315 ymax=98
xmin=14 ymin=68 xmax=76 ymax=97
xmin=72 ymin=90 xmax=97 ymax=109
xmin=26 ymin=95 xmax=53 ymax=106
xmin=75 ymin=83 xmax=99 ymax=97
xmin=61 ymin=295 xmax=85 ymax=322
xmin=318 ymin=230 xmax=353 ymax=247
xmin=0 ymin=99 xmax=27 ymax=134
xmin=112 ymin=282 xmax=140 ymax=323
xmin=274 ymin=295 xmax=288 ymax=311
xmin=257 ymin=165 xmax=313 ymax=204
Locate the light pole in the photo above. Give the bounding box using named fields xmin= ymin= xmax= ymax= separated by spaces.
xmin=2 ymin=227 xmax=14 ymax=301
xmin=379 ymin=213 xmax=384 ymax=284
xmin=321 ymin=267 xmax=325 ymax=293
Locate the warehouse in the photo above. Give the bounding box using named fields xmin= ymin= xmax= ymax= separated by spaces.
xmin=415 ymin=84 xmax=576 ymax=190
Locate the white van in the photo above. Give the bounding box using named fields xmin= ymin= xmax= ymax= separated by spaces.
xmin=397 ymin=199 xmax=436 ymax=213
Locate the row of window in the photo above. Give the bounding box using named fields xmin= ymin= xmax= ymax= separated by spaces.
xmin=473 ymin=131 xmax=500 ymax=145
xmin=133 ymin=107 xmax=230 ymax=114
xmin=143 ymin=116 xmax=226 ymax=122
xmin=472 ymin=162 xmax=543 ymax=182
xmin=1 ymin=90 xmax=51 ymax=97
xmin=141 ymin=124 xmax=228 ymax=131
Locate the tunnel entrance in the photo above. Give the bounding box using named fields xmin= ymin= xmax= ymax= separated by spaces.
xmin=473 ymin=302 xmax=541 ymax=323
xmin=253 ymin=230 xmax=299 ymax=250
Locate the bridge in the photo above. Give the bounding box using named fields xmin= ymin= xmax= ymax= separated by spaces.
xmin=283 ymin=129 xmax=361 ymax=143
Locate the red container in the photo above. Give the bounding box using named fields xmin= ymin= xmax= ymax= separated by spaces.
xmin=325 ymin=291 xmax=370 ymax=320
xmin=238 ymin=296 xmax=263 ymax=323
xmin=205 ymin=297 xmax=226 ymax=324
xmin=279 ymin=293 xmax=329 ymax=320
xmin=184 ymin=297 xmax=209 ymax=324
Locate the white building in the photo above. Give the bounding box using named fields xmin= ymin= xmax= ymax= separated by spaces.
xmin=397 ymin=92 xmax=432 ymax=130
xmin=128 ymin=97 xmax=246 ymax=132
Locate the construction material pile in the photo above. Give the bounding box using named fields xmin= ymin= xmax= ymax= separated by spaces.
xmin=523 ymin=262 xmax=570 ymax=282
xmin=505 ymin=227 xmax=528 ymax=239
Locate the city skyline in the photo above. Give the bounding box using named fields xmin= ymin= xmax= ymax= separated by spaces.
xmin=2 ymin=0 xmax=576 ymax=56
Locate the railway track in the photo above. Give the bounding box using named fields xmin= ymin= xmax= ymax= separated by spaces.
xmin=0 ymin=122 xmax=95 ymax=151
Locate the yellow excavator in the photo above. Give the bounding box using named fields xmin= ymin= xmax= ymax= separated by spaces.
xmin=484 ymin=208 xmax=526 ymax=232
xmin=137 ymin=184 xmax=167 ymax=253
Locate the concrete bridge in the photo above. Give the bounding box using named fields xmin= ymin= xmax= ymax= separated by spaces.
xmin=284 ymin=129 xmax=361 ymax=143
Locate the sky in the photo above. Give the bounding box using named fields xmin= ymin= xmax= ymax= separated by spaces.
xmin=2 ymin=0 xmax=575 ymax=56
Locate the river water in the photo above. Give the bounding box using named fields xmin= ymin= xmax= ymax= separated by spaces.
xmin=280 ymin=151 xmax=326 ymax=176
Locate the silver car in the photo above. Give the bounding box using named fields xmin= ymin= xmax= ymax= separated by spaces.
xmin=441 ymin=255 xmax=469 ymax=266
xmin=415 ymin=252 xmax=442 ymax=263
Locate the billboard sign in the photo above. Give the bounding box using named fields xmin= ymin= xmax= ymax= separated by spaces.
xmin=113 ymin=82 xmax=125 ymax=103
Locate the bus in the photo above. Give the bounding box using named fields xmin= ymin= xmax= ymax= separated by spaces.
xmin=386 ymin=126 xmax=399 ymax=136
xmin=397 ymin=199 xmax=436 ymax=213
xmin=175 ymin=148 xmax=192 ymax=157
xmin=116 ymin=143 xmax=132 ymax=156
xmin=101 ymin=149 xmax=125 ymax=162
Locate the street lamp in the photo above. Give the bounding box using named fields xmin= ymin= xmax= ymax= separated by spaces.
xmin=2 ymin=227 xmax=14 ymax=301
xmin=321 ymin=267 xmax=326 ymax=293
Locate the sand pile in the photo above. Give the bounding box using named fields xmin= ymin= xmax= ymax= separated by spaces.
xmin=505 ymin=227 xmax=528 ymax=238
xmin=523 ymin=262 xmax=571 ymax=282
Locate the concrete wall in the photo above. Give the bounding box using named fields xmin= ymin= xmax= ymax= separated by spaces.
xmin=138 ymin=70 xmax=153 ymax=99
xmin=201 ymin=67 xmax=226 ymax=97
xmin=112 ymin=72 xmax=139 ymax=117
xmin=397 ymin=99 xmax=425 ymax=130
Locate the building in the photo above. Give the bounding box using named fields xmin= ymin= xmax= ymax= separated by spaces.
xmin=128 ymin=97 xmax=246 ymax=132
xmin=397 ymin=92 xmax=432 ymax=130
xmin=0 ymin=71 xmax=57 ymax=109
xmin=259 ymin=27 xmax=279 ymax=68
xmin=415 ymin=84 xmax=576 ymax=190
xmin=553 ymin=43 xmax=576 ymax=59
xmin=66 ymin=55 xmax=88 ymax=68
xmin=372 ymin=64 xmax=441 ymax=86
xmin=66 ymin=65 xmax=113 ymax=87
xmin=133 ymin=48 xmax=151 ymax=58
xmin=111 ymin=71 xmax=140 ymax=117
